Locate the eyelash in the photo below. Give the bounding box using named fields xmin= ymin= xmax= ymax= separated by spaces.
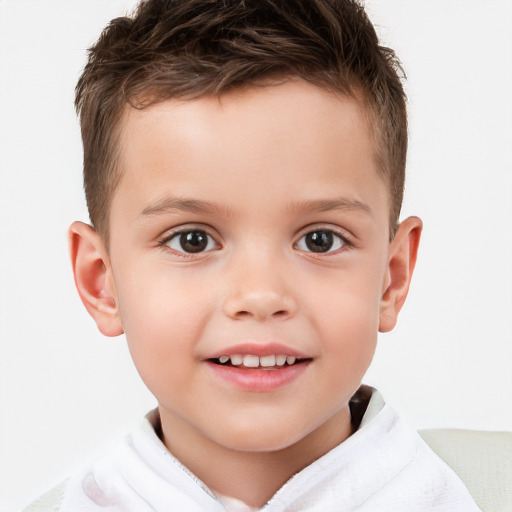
xmin=294 ymin=227 xmax=353 ymax=256
xmin=158 ymin=227 xmax=220 ymax=258
xmin=158 ymin=226 xmax=353 ymax=257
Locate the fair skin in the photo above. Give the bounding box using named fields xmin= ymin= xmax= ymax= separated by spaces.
xmin=70 ymin=80 xmax=421 ymax=507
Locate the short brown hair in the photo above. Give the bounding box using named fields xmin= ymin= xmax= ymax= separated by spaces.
xmin=76 ymin=0 xmax=407 ymax=241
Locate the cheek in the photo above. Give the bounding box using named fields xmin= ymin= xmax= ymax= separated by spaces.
xmin=113 ymin=265 xmax=210 ymax=389
xmin=310 ymin=266 xmax=384 ymax=373
xmin=314 ymin=301 xmax=378 ymax=411
xmin=324 ymin=294 xmax=379 ymax=364
xmin=115 ymin=261 xmax=208 ymax=334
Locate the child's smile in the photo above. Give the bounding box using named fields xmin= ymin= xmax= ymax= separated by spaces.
xmin=205 ymin=342 xmax=313 ymax=392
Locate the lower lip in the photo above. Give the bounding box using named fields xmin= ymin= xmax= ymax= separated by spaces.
xmin=205 ymin=361 xmax=310 ymax=392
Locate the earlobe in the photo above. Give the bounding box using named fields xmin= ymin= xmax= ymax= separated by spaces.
xmin=69 ymin=221 xmax=124 ymax=337
xmin=379 ymin=216 xmax=422 ymax=333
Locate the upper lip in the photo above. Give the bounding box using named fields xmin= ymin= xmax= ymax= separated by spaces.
xmin=206 ymin=342 xmax=310 ymax=360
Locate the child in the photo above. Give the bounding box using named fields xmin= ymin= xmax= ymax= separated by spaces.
xmin=23 ymin=0 xmax=482 ymax=510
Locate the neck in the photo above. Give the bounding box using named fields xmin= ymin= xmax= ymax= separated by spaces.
xmin=158 ymin=407 xmax=354 ymax=508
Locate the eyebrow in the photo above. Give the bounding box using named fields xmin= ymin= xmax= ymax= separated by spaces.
xmin=287 ymin=198 xmax=372 ymax=215
xmin=140 ymin=196 xmax=371 ymax=217
xmin=140 ymin=197 xmax=229 ymax=216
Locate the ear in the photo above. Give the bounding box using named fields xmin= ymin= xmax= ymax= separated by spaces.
xmin=69 ymin=221 xmax=124 ymax=337
xmin=379 ymin=216 xmax=422 ymax=332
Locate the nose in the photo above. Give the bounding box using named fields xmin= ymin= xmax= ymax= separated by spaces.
xmin=222 ymin=252 xmax=297 ymax=322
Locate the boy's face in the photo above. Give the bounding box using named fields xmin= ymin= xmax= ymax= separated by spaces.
xmin=74 ymin=80 xmax=419 ymax=459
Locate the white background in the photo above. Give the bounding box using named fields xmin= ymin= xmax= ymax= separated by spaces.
xmin=1 ymin=1 xmax=511 ymax=510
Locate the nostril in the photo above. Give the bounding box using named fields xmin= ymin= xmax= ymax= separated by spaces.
xmin=224 ymin=292 xmax=297 ymax=321
xmin=234 ymin=309 xmax=289 ymax=320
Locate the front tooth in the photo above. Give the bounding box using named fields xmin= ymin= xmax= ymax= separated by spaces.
xmin=286 ymin=356 xmax=296 ymax=365
xmin=243 ymin=355 xmax=260 ymax=368
xmin=276 ymin=355 xmax=287 ymax=366
xmin=260 ymin=355 xmax=276 ymax=367
xmin=230 ymin=354 xmax=243 ymax=365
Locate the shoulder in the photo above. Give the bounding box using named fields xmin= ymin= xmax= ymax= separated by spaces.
xmin=21 ymin=480 xmax=68 ymax=512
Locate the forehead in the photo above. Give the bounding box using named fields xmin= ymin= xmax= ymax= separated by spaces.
xmin=112 ymin=80 xmax=387 ymax=223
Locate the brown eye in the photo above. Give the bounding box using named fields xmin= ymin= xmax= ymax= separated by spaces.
xmin=296 ymin=230 xmax=345 ymax=253
xmin=166 ymin=230 xmax=217 ymax=254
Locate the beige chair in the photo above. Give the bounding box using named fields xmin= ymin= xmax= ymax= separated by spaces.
xmin=420 ymin=429 xmax=512 ymax=512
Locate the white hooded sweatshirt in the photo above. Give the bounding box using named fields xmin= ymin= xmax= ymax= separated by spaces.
xmin=24 ymin=387 xmax=481 ymax=512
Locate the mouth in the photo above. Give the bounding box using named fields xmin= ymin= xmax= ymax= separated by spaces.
xmin=204 ymin=343 xmax=312 ymax=391
xmin=208 ymin=354 xmax=310 ymax=369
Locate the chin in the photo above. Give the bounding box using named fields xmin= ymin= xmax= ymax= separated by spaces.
xmin=211 ymin=422 xmax=311 ymax=453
